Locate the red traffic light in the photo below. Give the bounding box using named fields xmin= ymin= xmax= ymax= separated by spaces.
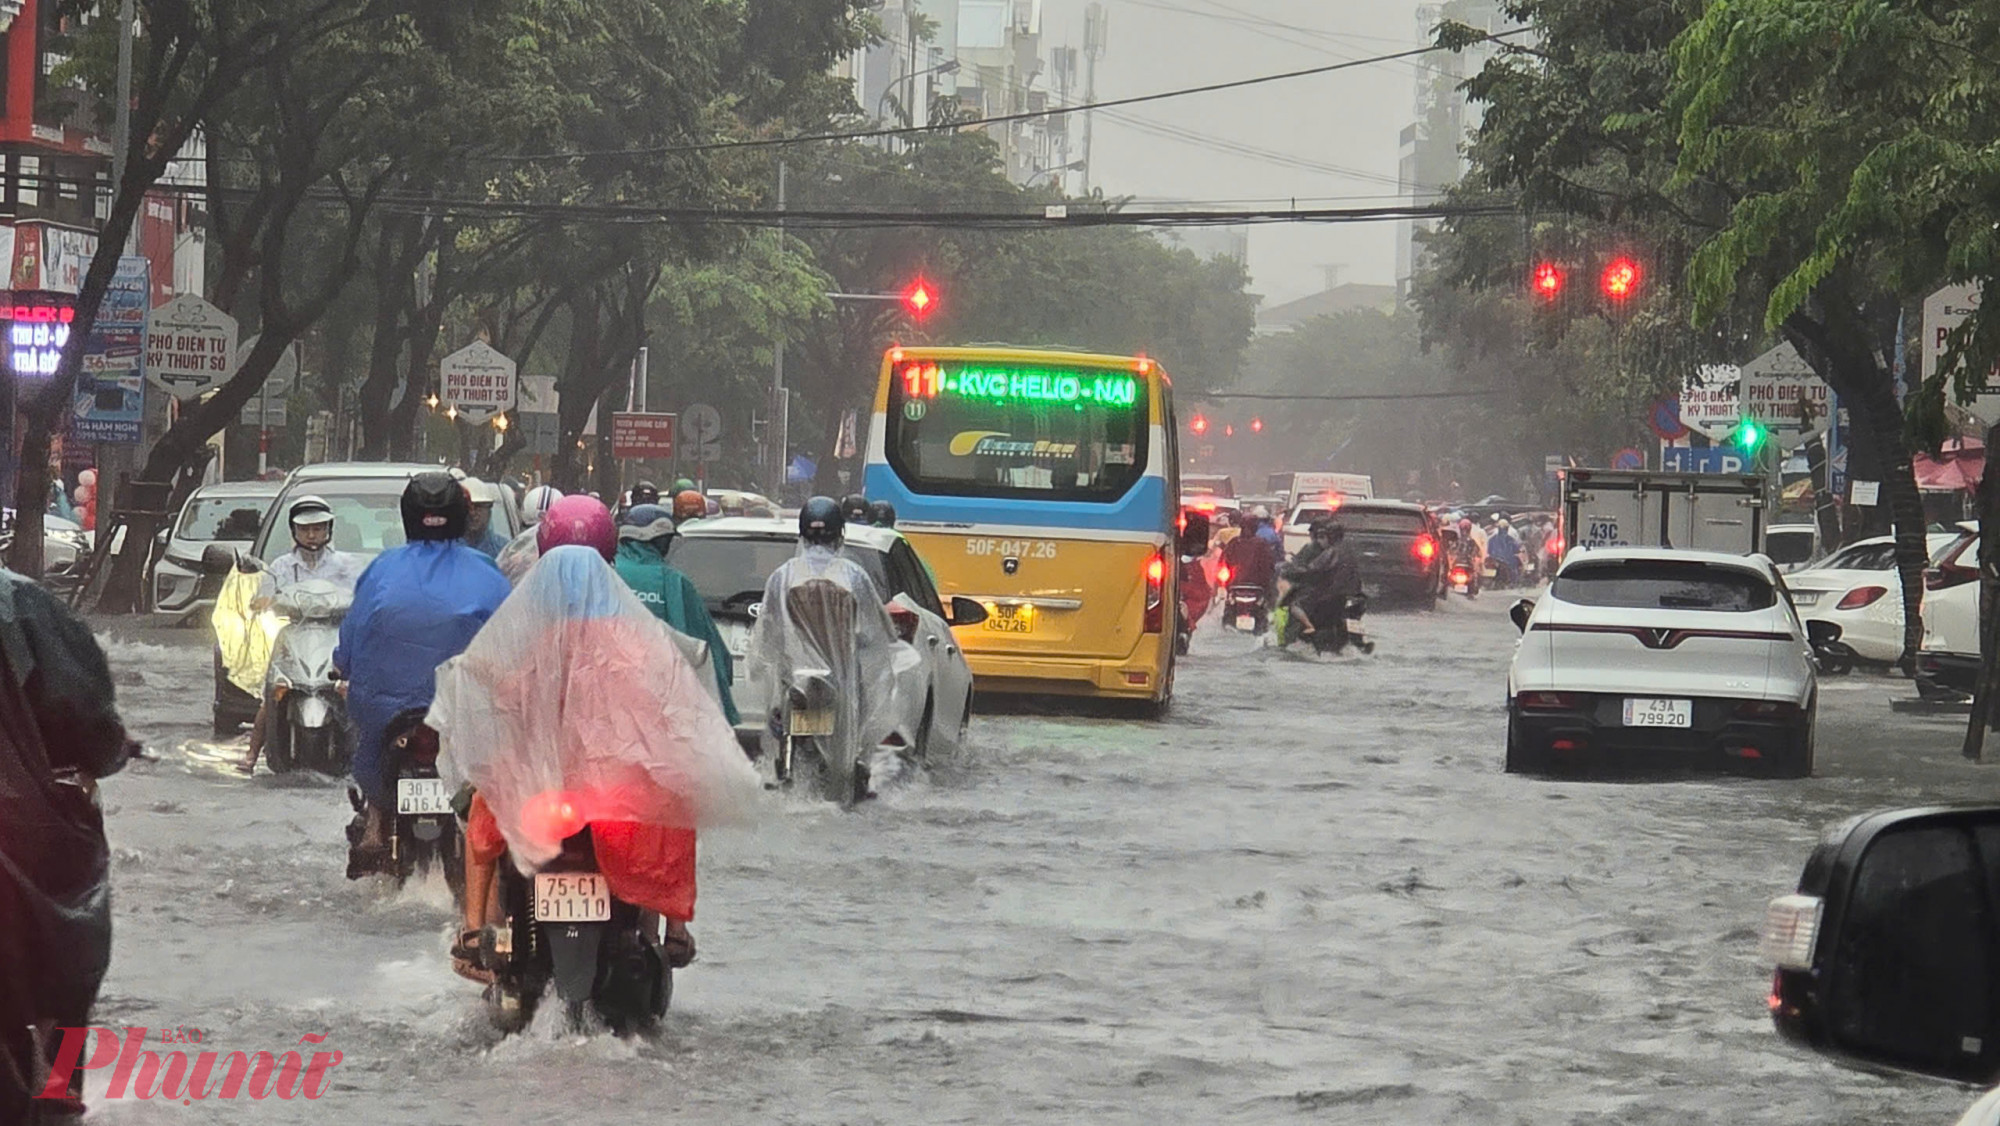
xmin=1532 ymin=261 xmax=1565 ymax=300
xmin=1190 ymin=414 xmax=1208 ymax=436
xmin=902 ymin=278 xmax=937 ymax=320
xmin=1600 ymin=257 xmax=1641 ymax=301
xmin=1250 ymin=417 xmax=1263 ymax=432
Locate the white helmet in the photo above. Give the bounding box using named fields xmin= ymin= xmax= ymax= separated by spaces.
xmin=521 ymin=485 xmax=563 ymax=526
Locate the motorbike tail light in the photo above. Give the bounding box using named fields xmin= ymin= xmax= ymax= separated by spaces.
xmin=1216 ymin=562 xmax=1233 ymax=585
xmin=1143 ymin=551 xmax=1166 ymax=633
xmin=1548 ymin=536 xmax=1564 ymax=555
xmin=1517 ymin=691 xmax=1580 ymax=710
xmin=887 ymin=603 xmax=920 ymax=644
xmin=1450 ymin=566 xmax=1470 ymax=583
xmin=1735 ymin=699 xmax=1801 ymax=720
xmin=398 ymin=723 xmax=441 ymax=767
xmin=524 ymin=791 xmax=586 ymax=845
xmin=1834 ymin=585 xmax=1888 ymax=611
xmin=1415 ymin=536 xmax=1436 ymax=562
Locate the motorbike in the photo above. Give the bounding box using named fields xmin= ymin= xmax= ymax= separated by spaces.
xmin=1448 ymin=547 xmax=1481 ymax=599
xmin=1218 ymin=570 xmax=1271 ymax=635
xmin=771 ymin=578 xmax=871 ymax=806
xmin=346 ymin=708 xmax=465 ymax=896
xmin=263 ymin=579 xmax=354 ymax=774
xmin=1176 ymin=554 xmax=1212 ymax=655
xmin=1280 ymin=591 xmax=1375 ymax=655
xmin=476 ymin=825 xmax=671 ymax=1035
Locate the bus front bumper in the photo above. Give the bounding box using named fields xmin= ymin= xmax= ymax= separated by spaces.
xmin=965 ymin=650 xmax=1166 ymax=699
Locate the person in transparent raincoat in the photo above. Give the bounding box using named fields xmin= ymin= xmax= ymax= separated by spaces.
xmin=747 ymin=497 xmax=900 ymax=802
xmin=429 ymin=544 xmax=761 ymax=975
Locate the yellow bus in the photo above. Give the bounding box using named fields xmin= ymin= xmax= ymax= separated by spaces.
xmin=863 ymin=345 xmax=1190 ymax=712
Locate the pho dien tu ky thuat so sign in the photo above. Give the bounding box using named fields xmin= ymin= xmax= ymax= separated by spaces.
xmin=440 ymin=341 xmax=516 ymax=423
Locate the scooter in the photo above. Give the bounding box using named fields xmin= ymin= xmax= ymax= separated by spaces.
xmin=1220 ymin=578 xmax=1271 ymax=635
xmin=777 ymin=666 xmax=867 ymax=804
xmin=1176 ymin=555 xmax=1212 ymax=655
xmin=347 ymin=708 xmax=465 ymax=898
xmin=1448 ymin=547 xmax=1481 ymax=599
xmin=1280 ymin=592 xmax=1375 ymax=655
xmin=263 ymin=579 xmax=354 ymax=774
xmin=477 ymin=826 xmax=671 ymax=1036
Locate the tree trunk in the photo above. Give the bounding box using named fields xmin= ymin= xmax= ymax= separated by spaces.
xmin=1963 ymin=420 xmax=2000 ymax=760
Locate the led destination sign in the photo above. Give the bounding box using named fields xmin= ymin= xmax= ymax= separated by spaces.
xmin=899 ymin=361 xmax=1140 ymax=408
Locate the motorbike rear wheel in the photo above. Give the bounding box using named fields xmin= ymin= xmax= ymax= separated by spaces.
xmin=264 ymin=719 xmax=297 ymax=774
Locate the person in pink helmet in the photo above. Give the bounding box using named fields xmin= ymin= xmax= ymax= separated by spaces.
xmin=535 ymin=495 xmax=617 ymax=561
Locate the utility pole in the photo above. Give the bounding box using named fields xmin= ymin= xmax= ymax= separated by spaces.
xmin=769 ymin=160 xmax=788 ymax=495
xmin=97 ymin=0 xmax=137 ymax=530
xmin=1081 ymin=3 xmax=1106 ymax=194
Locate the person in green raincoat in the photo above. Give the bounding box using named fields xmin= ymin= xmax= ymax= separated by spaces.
xmin=612 ymin=504 xmax=740 ymax=725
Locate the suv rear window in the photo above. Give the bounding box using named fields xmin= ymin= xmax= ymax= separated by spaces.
xmin=1554 ymin=560 xmax=1775 ymax=611
xmin=1294 ymin=507 xmax=1426 ymax=534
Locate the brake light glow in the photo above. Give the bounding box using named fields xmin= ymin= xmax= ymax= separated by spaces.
xmin=1759 ymin=894 xmax=1823 ymax=970
xmin=1517 ymin=691 xmax=1580 ymax=710
xmin=888 ymin=603 xmax=920 ymax=644
xmin=1216 ymin=563 xmax=1233 ymax=585
xmin=1144 ymin=551 xmax=1166 ymax=632
xmin=524 ymin=792 xmax=587 ymax=844
xmin=1450 ymin=566 xmax=1470 ymax=583
xmin=1834 ymin=585 xmax=1888 ymax=611
xmin=1415 ymin=536 xmax=1436 ymax=562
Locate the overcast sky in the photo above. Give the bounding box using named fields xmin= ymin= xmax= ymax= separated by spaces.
xmin=1035 ymin=0 xmax=1428 ymax=309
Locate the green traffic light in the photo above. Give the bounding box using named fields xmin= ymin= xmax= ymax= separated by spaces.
xmin=1734 ymin=418 xmax=1766 ymax=452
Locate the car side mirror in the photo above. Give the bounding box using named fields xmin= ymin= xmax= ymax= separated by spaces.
xmin=1764 ymin=805 xmax=2000 ymax=1084
xmin=947 ymin=595 xmax=989 ymax=627
xmin=155 ymin=528 xmax=170 ymax=547
xmin=200 ymin=543 xmax=240 ymax=575
xmin=1509 ymin=598 xmax=1534 ymax=633
xmin=1805 ymin=619 xmax=1842 ymax=648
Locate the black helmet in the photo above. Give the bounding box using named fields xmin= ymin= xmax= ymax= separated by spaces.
xmin=402 ymin=471 xmax=469 ymax=542
xmin=629 ymin=480 xmax=660 ymax=507
xmin=800 ymin=495 xmax=845 ymax=547
xmin=1311 ymin=517 xmax=1343 ymax=542
xmin=867 ymin=500 xmax=897 ymax=529
xmin=617 ymin=502 xmax=676 ymax=544
xmin=840 ymin=493 xmax=871 ymax=525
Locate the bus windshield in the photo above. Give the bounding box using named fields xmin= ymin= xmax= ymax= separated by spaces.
xmin=885 ymin=358 xmax=1149 ymax=503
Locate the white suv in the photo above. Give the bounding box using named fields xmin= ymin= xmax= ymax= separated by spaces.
xmin=1506 ymin=547 xmax=1819 ymax=778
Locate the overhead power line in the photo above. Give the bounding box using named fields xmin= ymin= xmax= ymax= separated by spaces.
xmin=482 ymin=30 xmax=1527 ymax=162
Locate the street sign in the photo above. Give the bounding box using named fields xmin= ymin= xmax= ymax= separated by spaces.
xmin=440 ymin=341 xmax=516 ymax=423
xmin=1740 ymin=343 xmax=1831 ymax=439
xmin=1611 ymin=447 xmax=1644 ymax=470
xmin=519 ymin=374 xmax=559 ymax=415
xmin=611 ymin=412 xmax=676 ymax=459
xmin=1922 ymin=283 xmax=2000 ymax=421
xmin=145 ymin=293 xmax=238 ymax=400
xmin=236 ymin=335 xmax=299 ymax=396
xmin=520 ymin=412 xmax=561 ymax=456
xmin=1678 ymin=364 xmax=1740 ymax=439
xmin=72 ymin=256 xmax=148 ymax=443
xmin=1661 ymin=446 xmax=1750 ymax=474
xmin=681 ymin=402 xmax=722 ymax=463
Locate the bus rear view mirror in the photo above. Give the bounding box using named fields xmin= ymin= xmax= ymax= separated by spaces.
xmin=947 ymin=596 xmax=989 ymax=627
xmin=1765 ymin=805 xmax=2000 ymax=1084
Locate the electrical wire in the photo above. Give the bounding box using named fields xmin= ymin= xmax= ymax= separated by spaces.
xmin=1092 ymin=105 xmax=1411 ymax=187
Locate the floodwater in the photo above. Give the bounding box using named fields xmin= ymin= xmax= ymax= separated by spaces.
xmin=80 ymin=599 xmax=1993 ymax=1124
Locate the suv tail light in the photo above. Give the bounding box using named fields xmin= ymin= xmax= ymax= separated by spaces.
xmin=1517 ymin=691 xmax=1581 ymax=710
xmin=1735 ymin=699 xmax=1801 ymax=720
xmin=1834 ymin=585 xmax=1888 ymax=611
xmin=1143 ymin=551 xmax=1166 ymax=633
xmin=888 ymin=603 xmax=920 ymax=644
xmin=1414 ymin=535 xmax=1436 ymax=562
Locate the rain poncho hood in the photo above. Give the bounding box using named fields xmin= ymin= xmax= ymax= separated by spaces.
xmin=0 ymin=573 xmax=130 ymax=1117
xmin=334 ymin=540 xmax=510 ymax=802
xmin=748 ymin=544 xmax=900 ymax=792
xmin=613 ymin=539 xmax=740 ymax=725
xmin=429 ymin=546 xmax=761 ymax=873
xmin=495 ymin=527 xmax=541 ymax=585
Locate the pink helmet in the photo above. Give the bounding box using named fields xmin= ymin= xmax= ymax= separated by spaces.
xmin=536 ymin=495 xmax=616 ymax=562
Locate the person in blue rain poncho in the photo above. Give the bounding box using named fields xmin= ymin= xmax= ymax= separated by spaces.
xmin=334 ymin=471 xmax=511 ymax=878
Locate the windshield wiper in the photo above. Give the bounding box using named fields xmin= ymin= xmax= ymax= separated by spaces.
xmin=1658 ymin=595 xmax=1715 ymax=608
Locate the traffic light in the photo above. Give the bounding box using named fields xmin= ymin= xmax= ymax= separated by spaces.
xmin=1730 ymin=416 xmax=1767 ymax=454
xmin=1532 ymin=261 xmax=1565 ymax=301
xmin=1250 ymin=417 xmax=1263 ymax=433
xmin=1190 ymin=413 xmax=1208 ymax=436
xmin=1600 ymin=256 xmax=1642 ymax=302
xmin=901 ymin=278 xmax=937 ymax=321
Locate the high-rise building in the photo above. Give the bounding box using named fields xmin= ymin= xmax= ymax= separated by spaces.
xmin=1397 ymin=0 xmax=1514 ymax=296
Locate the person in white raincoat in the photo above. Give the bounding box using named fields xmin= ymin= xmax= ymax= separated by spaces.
xmin=747 ymin=496 xmax=900 ymax=803
xmin=428 ymin=542 xmax=761 ymax=973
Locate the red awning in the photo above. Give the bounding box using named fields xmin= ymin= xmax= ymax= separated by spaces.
xmin=1914 ymin=440 xmax=1987 ymax=493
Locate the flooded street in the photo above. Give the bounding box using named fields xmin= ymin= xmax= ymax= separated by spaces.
xmin=87 ymin=599 xmax=1991 ymax=1124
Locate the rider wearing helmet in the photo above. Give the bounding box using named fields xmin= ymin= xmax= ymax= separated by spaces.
xmin=520 ymin=485 xmax=563 ymax=527
xmin=747 ymin=498 xmax=898 ymax=801
xmin=461 ymin=478 xmax=510 ymax=559
xmin=628 ymin=480 xmax=661 ymax=510
xmin=334 ymin=472 xmax=511 ymax=876
xmin=672 ymin=489 xmax=707 ymax=524
xmin=537 ymin=494 xmax=618 ymax=562
xmin=612 ymin=504 xmax=739 ymax=725
xmin=839 ymin=494 xmax=871 ymax=527
xmin=243 ymin=496 xmax=364 ymax=772
xmin=866 ymin=500 xmax=897 ymax=529
xmin=672 ymin=478 xmax=696 ymax=495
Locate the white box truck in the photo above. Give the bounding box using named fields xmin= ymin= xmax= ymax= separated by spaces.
xmin=1559 ymin=469 xmax=1766 ymax=555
